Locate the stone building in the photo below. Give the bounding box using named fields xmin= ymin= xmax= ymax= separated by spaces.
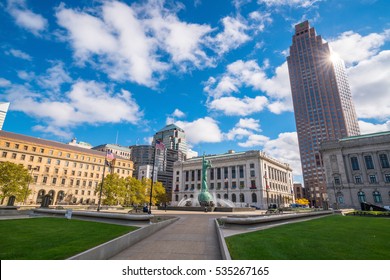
xmin=0 ymin=130 xmax=134 ymax=206
xmin=172 ymin=150 xmax=293 ymax=209
xmin=320 ymin=131 xmax=390 ymax=209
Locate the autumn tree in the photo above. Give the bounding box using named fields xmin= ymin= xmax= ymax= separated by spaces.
xmin=0 ymin=161 xmax=32 ymax=204
xmin=123 ymin=176 xmax=145 ymax=206
xmin=295 ymin=198 xmax=310 ymax=206
xmin=96 ymin=173 xmax=125 ymax=206
xmin=142 ymin=178 xmax=166 ymax=206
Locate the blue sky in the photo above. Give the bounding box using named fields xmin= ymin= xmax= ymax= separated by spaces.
xmin=1 ymin=0 xmax=389 ymax=181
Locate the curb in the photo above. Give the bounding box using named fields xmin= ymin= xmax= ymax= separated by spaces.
xmin=214 ymin=219 xmax=231 ymax=260
xmin=68 ymin=217 xmax=180 ymax=260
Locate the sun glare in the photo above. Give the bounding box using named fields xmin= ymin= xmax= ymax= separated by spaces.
xmin=329 ymin=52 xmax=340 ymax=64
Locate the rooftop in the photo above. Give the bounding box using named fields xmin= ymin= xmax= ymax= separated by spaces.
xmin=340 ymin=131 xmax=390 ymax=141
xmin=156 ymin=124 xmax=184 ymax=133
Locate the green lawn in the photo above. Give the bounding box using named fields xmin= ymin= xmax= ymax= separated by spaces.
xmin=0 ymin=217 xmax=138 ymax=260
xmin=226 ymin=215 xmax=390 ymax=260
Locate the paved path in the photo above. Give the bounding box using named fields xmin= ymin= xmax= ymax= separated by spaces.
xmin=110 ymin=212 xmax=223 ymax=260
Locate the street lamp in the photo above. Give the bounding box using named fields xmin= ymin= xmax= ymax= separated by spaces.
xmin=24 ymin=167 xmax=38 ymax=205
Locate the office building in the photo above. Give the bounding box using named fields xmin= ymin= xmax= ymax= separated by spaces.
xmin=0 ymin=130 xmax=133 ymax=205
xmin=172 ymin=150 xmax=293 ymax=209
xmin=0 ymin=102 xmax=10 ymax=130
xmin=320 ymin=131 xmax=390 ymax=209
xmin=92 ymin=143 xmax=131 ymax=159
xmin=153 ymin=124 xmax=188 ymax=156
xmin=287 ymin=21 xmax=360 ymax=207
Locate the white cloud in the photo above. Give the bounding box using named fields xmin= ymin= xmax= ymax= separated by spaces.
xmin=5 ymin=49 xmax=32 ymax=61
xmin=210 ymin=16 xmax=250 ymax=55
xmin=37 ymin=62 xmax=73 ymax=93
xmin=174 ymin=117 xmax=223 ymax=144
xmin=225 ymin=118 xmax=261 ymax=141
xmin=0 ymin=78 xmax=11 ymax=87
xmin=7 ymin=0 xmax=48 ymax=35
xmin=257 ymin=0 xmax=320 ymax=8
xmin=238 ymin=134 xmax=269 ymax=147
xmin=208 ymin=96 xmax=268 ymax=116
xmin=172 ymin=109 xmax=185 ymax=118
xmin=348 ymin=50 xmax=390 ymax=120
xmin=4 ymin=80 xmax=143 ymax=137
xmin=329 ymin=29 xmax=390 ymax=66
xmin=263 ymin=132 xmax=302 ymax=176
xmin=359 ymin=120 xmax=390 ymax=135
xmin=205 ymin=59 xmax=293 ymax=115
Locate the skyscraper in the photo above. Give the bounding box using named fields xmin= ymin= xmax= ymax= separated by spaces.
xmin=287 ymin=21 xmax=360 ymax=207
xmin=0 ymin=102 xmax=10 ymax=130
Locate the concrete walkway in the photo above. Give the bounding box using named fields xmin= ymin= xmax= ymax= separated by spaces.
xmin=110 ymin=212 xmax=223 ymax=260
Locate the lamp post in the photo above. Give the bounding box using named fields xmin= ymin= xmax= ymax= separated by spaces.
xmin=333 ymin=181 xmax=338 ymax=210
xmin=24 ymin=167 xmax=38 ymax=205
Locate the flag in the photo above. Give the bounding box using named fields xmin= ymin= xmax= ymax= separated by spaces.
xmin=155 ymin=140 xmax=165 ymax=150
xmin=106 ymin=150 xmax=115 ymax=161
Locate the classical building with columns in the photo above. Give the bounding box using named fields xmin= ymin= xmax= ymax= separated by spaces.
xmin=0 ymin=130 xmax=134 ymax=206
xmin=171 ymin=150 xmax=293 ymax=209
xmin=320 ymin=131 xmax=390 ymax=209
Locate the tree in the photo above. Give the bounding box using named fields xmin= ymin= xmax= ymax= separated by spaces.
xmin=0 ymin=162 xmax=32 ymax=204
xmin=95 ymin=173 xmax=125 ymax=206
xmin=142 ymin=178 xmax=166 ymax=206
xmin=295 ymin=198 xmax=310 ymax=206
xmin=123 ymin=176 xmax=145 ymax=206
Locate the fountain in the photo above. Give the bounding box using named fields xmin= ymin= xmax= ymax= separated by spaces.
xmin=170 ymin=154 xmax=253 ymax=212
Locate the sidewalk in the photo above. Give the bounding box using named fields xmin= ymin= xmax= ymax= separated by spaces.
xmin=110 ymin=211 xmax=223 ymax=260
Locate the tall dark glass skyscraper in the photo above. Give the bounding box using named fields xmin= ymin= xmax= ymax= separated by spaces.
xmin=287 ymin=21 xmax=360 ymax=207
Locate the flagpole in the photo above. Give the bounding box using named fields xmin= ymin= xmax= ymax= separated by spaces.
xmin=97 ymin=160 xmax=106 ymax=212
xmin=148 ymin=144 xmax=157 ymax=215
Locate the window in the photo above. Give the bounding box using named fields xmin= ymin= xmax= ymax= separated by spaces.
xmin=43 ymin=177 xmax=47 ymax=184
xmin=47 ymin=158 xmax=51 ymax=164
xmin=250 ymin=180 xmax=256 ymax=189
xmin=250 ymin=163 xmax=255 ymax=168
xmin=15 ymin=144 xmax=19 ymax=149
xmin=217 ymin=168 xmax=221 ymax=180
xmin=364 ymin=155 xmax=374 ymax=169
xmin=334 ymin=176 xmax=341 ymax=185
xmin=2 ymin=151 xmax=7 ymax=157
xmin=185 ymin=171 xmax=189 ymax=181
xmin=61 ymin=178 xmax=66 ymax=185
xmin=197 ymin=169 xmax=201 ymax=181
xmin=239 ymin=165 xmax=244 ymax=178
xmin=232 ymin=181 xmax=237 ymax=189
xmin=357 ymin=191 xmax=366 ymax=203
xmin=224 ymin=167 xmax=228 ymax=179
xmin=217 ymin=182 xmax=221 ymax=190
xmin=58 ymin=152 xmax=62 ymax=156
xmin=52 ymin=178 xmax=57 ymax=184
xmin=337 ymin=192 xmax=344 ymax=204
xmin=351 ymin=157 xmax=359 ymax=170
xmin=252 ymin=193 xmax=257 ymax=203
xmin=250 ymin=170 xmax=255 ymax=177
xmin=210 ymin=169 xmax=214 ymax=180
xmin=191 ymin=170 xmax=195 ymax=181
xmin=210 ymin=182 xmax=214 ymax=190
xmin=5 ymin=142 xmax=10 ymax=147
xmin=29 ymin=156 xmax=34 ymax=162
xmin=11 ymin=153 xmax=17 ymax=159
xmin=239 ymin=181 xmax=245 ymax=189
xmin=369 ymin=175 xmax=377 ymax=184
xmin=231 ymin=167 xmax=236 ymax=179
xmin=373 ymin=191 xmax=382 ymax=203
xmin=355 ymin=176 xmax=362 ymax=184
xmin=21 ymin=154 xmax=26 ymax=160
xmin=56 ymin=160 xmax=60 ymax=165
xmin=379 ymin=154 xmax=390 ymax=168
xmin=239 ymin=193 xmax=245 ymax=202
xmin=24 ymin=145 xmax=28 ymax=151
xmin=38 ymin=157 xmax=42 ymax=163
xmin=54 ymin=168 xmax=59 ymax=174
xmin=385 ymin=174 xmax=390 ymax=183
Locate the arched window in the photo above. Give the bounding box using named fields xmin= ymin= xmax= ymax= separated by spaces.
xmin=232 ymin=193 xmax=236 ymax=202
xmin=373 ymin=191 xmax=382 ymax=203
xmin=240 ymin=193 xmax=245 ymax=203
xmin=224 ymin=193 xmax=228 ymax=200
xmin=252 ymin=193 xmax=257 ymax=203
xmin=357 ymin=191 xmax=366 ymax=203
xmin=57 ymin=191 xmax=65 ymax=203
xmin=190 ymin=194 xmax=194 ymax=198
xmin=184 ymin=194 xmax=188 ymax=199
xmin=175 ymin=195 xmax=179 ymax=202
xmin=36 ymin=189 xmax=45 ymax=204
xmin=217 ymin=194 xmax=221 ymax=199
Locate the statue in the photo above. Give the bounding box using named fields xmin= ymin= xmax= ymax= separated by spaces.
xmin=198 ymin=154 xmax=215 ymax=208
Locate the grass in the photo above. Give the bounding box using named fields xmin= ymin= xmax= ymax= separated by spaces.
xmin=226 ymin=215 xmax=390 ymax=260
xmin=0 ymin=217 xmax=138 ymax=260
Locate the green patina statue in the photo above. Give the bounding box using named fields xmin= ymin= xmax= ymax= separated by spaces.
xmin=198 ymin=154 xmax=215 ymax=207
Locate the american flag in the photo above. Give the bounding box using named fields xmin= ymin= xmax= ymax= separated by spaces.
xmin=155 ymin=140 xmax=165 ymax=150
xmin=106 ymin=150 xmax=115 ymax=161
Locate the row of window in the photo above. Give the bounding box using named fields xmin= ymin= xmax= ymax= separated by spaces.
xmin=38 ymin=176 xmax=100 ymax=188
xmin=334 ymin=173 xmax=390 ymax=185
xmin=350 ymin=154 xmax=390 ymax=171
xmin=2 ymin=141 xmax=102 ymax=163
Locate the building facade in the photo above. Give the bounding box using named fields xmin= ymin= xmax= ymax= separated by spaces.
xmin=320 ymin=131 xmax=390 ymax=209
xmin=171 ymin=150 xmax=293 ymax=209
xmin=93 ymin=143 xmax=131 ymax=159
xmin=0 ymin=131 xmax=133 ymax=206
xmin=153 ymin=124 xmax=188 ymax=156
xmin=0 ymin=102 xmax=10 ymax=130
xmin=293 ymin=183 xmax=307 ymax=200
xmin=287 ymin=21 xmax=360 ymax=207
